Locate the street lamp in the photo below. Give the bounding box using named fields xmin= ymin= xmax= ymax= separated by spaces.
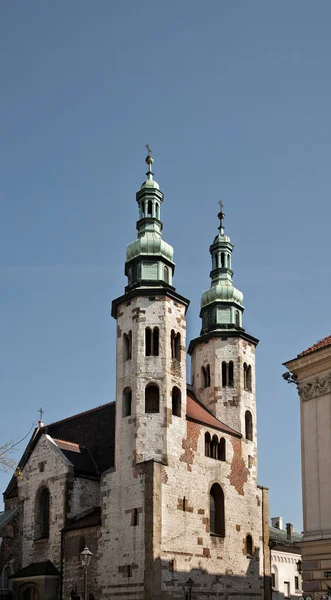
xmin=80 ymin=546 xmax=93 ymax=600
xmin=186 ymin=577 xmax=194 ymax=600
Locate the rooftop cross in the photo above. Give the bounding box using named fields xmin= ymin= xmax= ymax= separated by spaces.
xmin=38 ymin=407 xmax=44 ymax=428
xmin=218 ymin=200 xmax=225 ymax=232
xmin=144 ymin=144 xmax=154 ymax=175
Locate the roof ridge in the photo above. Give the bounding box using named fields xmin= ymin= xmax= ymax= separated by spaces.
xmin=42 ymin=401 xmax=115 ymax=429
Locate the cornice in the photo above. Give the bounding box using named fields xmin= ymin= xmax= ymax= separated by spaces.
xmin=299 ymin=373 xmax=331 ymax=401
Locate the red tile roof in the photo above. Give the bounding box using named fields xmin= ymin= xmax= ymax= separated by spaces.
xmin=186 ymin=388 xmax=241 ymax=437
xmin=298 ymin=335 xmax=331 ymax=357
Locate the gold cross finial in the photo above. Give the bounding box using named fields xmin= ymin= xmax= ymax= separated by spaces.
xmin=219 ymin=200 xmax=224 ymax=212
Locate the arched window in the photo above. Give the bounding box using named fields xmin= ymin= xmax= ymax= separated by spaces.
xmin=245 ymin=410 xmax=253 ymax=441
xmin=145 ymin=384 xmax=160 ymax=413
xmin=211 ymin=435 xmax=218 ymax=459
xmin=204 ymin=432 xmax=211 ymax=457
xmin=246 ymin=534 xmax=253 ymax=556
xmin=2 ymin=565 xmax=11 ymax=589
xmin=35 ymin=487 xmax=50 ymax=539
xmin=210 ymin=483 xmax=225 ymax=536
xmin=172 ymin=386 xmax=181 ymax=417
xmin=175 ymin=333 xmax=181 ymax=361
xmin=235 ymin=310 xmax=240 ymax=327
xmin=221 ymin=252 xmax=225 ymax=267
xmin=215 ymin=254 xmax=219 ymax=269
xmin=246 ymin=365 xmax=252 ymax=391
xmin=222 ymin=361 xmax=227 ymax=387
xmin=164 ymin=265 xmax=169 ymax=283
xmin=147 ymin=200 xmax=153 ymax=216
xmin=153 ymin=327 xmax=159 ymax=356
xmin=145 ymin=327 xmax=152 ymax=356
xmin=22 ymin=586 xmax=39 ymax=600
xmin=228 ymin=361 xmax=234 ymax=387
xmin=123 ymin=331 xmax=132 ymax=361
xmin=218 ymin=438 xmax=226 ymax=461
xmin=122 ymin=387 xmax=132 ymax=417
xmin=145 ymin=327 xmax=159 ymax=356
xmin=201 ymin=366 xmax=207 ymax=389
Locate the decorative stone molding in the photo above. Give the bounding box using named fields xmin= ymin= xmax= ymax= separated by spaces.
xmin=299 ymin=375 xmax=331 ymax=401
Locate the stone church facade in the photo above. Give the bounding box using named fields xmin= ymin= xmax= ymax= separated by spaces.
xmin=0 ymin=153 xmax=270 ymax=599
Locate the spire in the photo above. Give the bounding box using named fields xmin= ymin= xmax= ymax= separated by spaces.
xmin=124 ymin=148 xmax=175 ymax=292
xmin=199 ymin=203 xmax=244 ymax=335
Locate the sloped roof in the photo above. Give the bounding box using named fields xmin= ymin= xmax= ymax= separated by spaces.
xmin=64 ymin=507 xmax=101 ymax=531
xmin=186 ymin=387 xmax=241 ymax=437
xmin=10 ymin=560 xmax=60 ymax=579
xmin=0 ymin=507 xmax=18 ymax=528
xmin=53 ymin=439 xmax=99 ymax=477
xmin=269 ymin=525 xmax=303 ymax=546
xmin=298 ymin=334 xmax=331 ymax=357
xmin=4 ymin=402 xmax=115 ymax=499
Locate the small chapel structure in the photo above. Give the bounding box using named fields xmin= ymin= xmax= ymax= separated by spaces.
xmin=0 ymin=153 xmax=270 ymax=600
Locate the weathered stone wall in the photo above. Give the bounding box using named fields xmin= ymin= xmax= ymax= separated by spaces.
xmin=18 ymin=434 xmax=70 ymax=569
xmin=115 ymin=294 xmax=187 ymax=466
xmin=17 ymin=434 xmax=101 ymax=572
xmin=67 ymin=476 xmax=100 ymax=521
xmin=160 ymin=419 xmax=264 ymax=598
xmin=63 ymin=526 xmax=100 ymax=599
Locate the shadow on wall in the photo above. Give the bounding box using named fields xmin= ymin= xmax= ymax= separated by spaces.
xmin=142 ymin=549 xmax=272 ymax=600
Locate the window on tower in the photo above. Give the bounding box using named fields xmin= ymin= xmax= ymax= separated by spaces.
xmin=145 ymin=327 xmax=159 ymax=356
xmin=122 ymin=387 xmax=132 ymax=417
xmin=243 ymin=363 xmax=252 ymax=391
xmin=172 ymin=386 xmax=181 ymax=417
xmin=218 ymin=437 xmax=226 ymax=461
xmin=145 ymin=384 xmax=160 ymax=413
xmin=204 ymin=432 xmax=211 ymax=457
xmin=164 ymin=265 xmax=169 ymax=283
xmin=147 ymin=200 xmax=153 ymax=216
xmin=222 ymin=361 xmax=234 ymax=387
xmin=171 ymin=330 xmax=181 ymax=361
xmin=221 ymin=252 xmax=225 ymax=268
xmin=123 ymin=331 xmax=132 ymax=361
xmin=210 ymin=483 xmax=225 ymax=536
xmin=245 ymin=410 xmax=253 ymax=441
xmin=235 ymin=310 xmax=240 ymax=327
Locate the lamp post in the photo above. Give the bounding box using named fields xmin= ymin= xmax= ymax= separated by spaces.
xmin=80 ymin=546 xmax=93 ymax=600
xmin=186 ymin=577 xmax=194 ymax=600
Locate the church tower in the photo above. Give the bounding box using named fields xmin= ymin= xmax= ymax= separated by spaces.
xmin=188 ymin=204 xmax=259 ymax=456
xmin=111 ymin=150 xmax=189 ymax=467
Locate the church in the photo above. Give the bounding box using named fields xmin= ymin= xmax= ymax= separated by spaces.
xmin=0 ymin=152 xmax=270 ymax=600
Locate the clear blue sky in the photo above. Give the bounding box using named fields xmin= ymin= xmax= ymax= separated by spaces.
xmin=1 ymin=0 xmax=331 ymax=531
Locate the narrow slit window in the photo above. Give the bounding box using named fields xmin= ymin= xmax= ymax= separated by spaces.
xmin=210 ymin=483 xmax=225 ymax=536
xmin=122 ymin=387 xmax=132 ymax=417
xmin=222 ymin=361 xmax=227 ymax=387
xmin=205 ymin=432 xmax=211 ymax=457
xmin=228 ymin=361 xmax=234 ymax=387
xmin=172 ymin=386 xmax=181 ymax=417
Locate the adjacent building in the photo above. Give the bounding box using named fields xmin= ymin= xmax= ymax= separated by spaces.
xmin=1 ymin=153 xmax=270 ymax=600
xmin=284 ymin=335 xmax=331 ymax=599
xmin=270 ymin=517 xmax=302 ymax=600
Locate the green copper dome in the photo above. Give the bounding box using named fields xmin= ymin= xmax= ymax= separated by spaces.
xmin=124 ymin=151 xmax=175 ymax=292
xmin=126 ymin=232 xmax=174 ymax=262
xmin=201 ymin=281 xmax=243 ymax=307
xmin=199 ymin=204 xmax=245 ymax=335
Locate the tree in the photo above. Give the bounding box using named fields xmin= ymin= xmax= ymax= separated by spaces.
xmin=0 ymin=440 xmax=17 ymax=473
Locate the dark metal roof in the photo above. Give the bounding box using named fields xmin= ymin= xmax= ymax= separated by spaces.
xmin=269 ymin=525 xmax=303 ymax=546
xmin=10 ymin=561 xmax=60 ymax=579
xmin=64 ymin=507 xmax=101 ymax=531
